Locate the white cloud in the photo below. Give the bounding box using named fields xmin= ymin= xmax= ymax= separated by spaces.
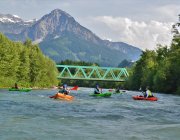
xmin=155 ymin=4 xmax=180 ymax=21
xmin=81 ymin=16 xmax=173 ymax=50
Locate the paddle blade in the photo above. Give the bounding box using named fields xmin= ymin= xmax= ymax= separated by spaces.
xmin=70 ymin=86 xmax=79 ymax=90
xmin=49 ymin=95 xmax=55 ymax=98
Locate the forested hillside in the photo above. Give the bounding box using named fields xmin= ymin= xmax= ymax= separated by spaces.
xmin=0 ymin=33 xmax=58 ymax=88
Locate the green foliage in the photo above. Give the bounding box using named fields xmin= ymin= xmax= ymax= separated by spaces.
xmin=118 ymin=59 xmax=134 ymax=68
xmin=0 ymin=33 xmax=58 ymax=88
xmin=57 ymin=59 xmax=99 ymax=66
xmin=126 ymin=38 xmax=180 ymax=94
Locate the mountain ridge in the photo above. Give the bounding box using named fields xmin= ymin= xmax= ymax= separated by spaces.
xmin=0 ymin=9 xmax=142 ymax=66
xmin=0 ymin=13 xmax=36 ymax=34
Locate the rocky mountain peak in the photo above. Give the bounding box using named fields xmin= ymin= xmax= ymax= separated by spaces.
xmin=24 ymin=9 xmax=78 ymax=41
xmin=0 ymin=13 xmax=23 ymax=23
xmin=39 ymin=9 xmax=75 ymax=25
xmin=50 ymin=9 xmax=73 ymax=18
xmin=0 ymin=13 xmax=36 ymax=34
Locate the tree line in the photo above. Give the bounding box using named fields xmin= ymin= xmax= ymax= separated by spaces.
xmin=125 ymin=37 xmax=180 ymax=94
xmin=0 ymin=33 xmax=58 ymax=88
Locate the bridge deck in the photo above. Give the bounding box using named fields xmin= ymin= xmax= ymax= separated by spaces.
xmin=56 ymin=65 xmax=129 ymax=82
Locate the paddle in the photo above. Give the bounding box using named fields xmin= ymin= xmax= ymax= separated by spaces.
xmin=70 ymin=86 xmax=78 ymax=90
xmin=49 ymin=95 xmax=56 ymax=98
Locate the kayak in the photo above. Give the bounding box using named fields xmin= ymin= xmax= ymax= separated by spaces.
xmin=132 ymin=95 xmax=158 ymax=101
xmin=89 ymin=92 xmax=112 ymax=97
xmin=108 ymin=89 xmax=115 ymax=92
xmin=109 ymin=89 xmax=126 ymax=94
xmin=50 ymin=93 xmax=74 ymax=101
xmin=9 ymin=88 xmax=31 ymax=92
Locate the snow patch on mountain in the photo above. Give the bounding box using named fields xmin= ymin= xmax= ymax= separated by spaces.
xmin=54 ymin=35 xmax=60 ymax=39
xmin=0 ymin=14 xmax=37 ymax=25
xmin=13 ymin=15 xmax=20 ymax=18
xmin=25 ymin=19 xmax=38 ymax=23
xmin=0 ymin=17 xmax=16 ymax=23
xmin=0 ymin=14 xmax=22 ymax=23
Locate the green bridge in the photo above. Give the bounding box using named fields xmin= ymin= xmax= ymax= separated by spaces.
xmin=56 ymin=65 xmax=129 ymax=82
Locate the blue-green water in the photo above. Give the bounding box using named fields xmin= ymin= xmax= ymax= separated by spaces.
xmin=0 ymin=88 xmax=180 ymax=140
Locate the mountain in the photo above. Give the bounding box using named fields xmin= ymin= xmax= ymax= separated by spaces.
xmin=0 ymin=14 xmax=36 ymax=34
xmin=1 ymin=9 xmax=142 ymax=66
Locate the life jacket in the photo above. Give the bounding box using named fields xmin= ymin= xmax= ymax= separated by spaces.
xmin=59 ymin=87 xmax=69 ymax=94
xmin=147 ymin=90 xmax=152 ymax=97
xmin=94 ymin=87 xmax=100 ymax=94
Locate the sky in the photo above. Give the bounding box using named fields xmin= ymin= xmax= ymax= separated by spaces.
xmin=0 ymin=0 xmax=180 ymax=50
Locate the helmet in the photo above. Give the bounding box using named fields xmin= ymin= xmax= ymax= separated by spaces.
xmin=96 ymin=84 xmax=99 ymax=88
xmin=63 ymin=84 xmax=67 ymax=88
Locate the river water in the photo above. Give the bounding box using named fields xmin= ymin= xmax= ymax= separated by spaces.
xmin=0 ymin=88 xmax=180 ymax=140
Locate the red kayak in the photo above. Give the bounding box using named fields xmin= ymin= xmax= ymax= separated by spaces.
xmin=132 ymin=95 xmax=158 ymax=101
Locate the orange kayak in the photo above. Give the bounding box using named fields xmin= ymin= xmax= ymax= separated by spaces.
xmin=50 ymin=93 xmax=74 ymax=101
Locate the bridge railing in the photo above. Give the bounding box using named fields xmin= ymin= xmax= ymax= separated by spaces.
xmin=56 ymin=65 xmax=129 ymax=82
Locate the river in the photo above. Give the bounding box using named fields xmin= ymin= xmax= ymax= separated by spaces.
xmin=0 ymin=88 xmax=180 ymax=140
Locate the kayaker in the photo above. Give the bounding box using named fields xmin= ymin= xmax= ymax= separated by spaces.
xmin=115 ymin=87 xmax=120 ymax=93
xmin=144 ymin=87 xmax=153 ymax=98
xmin=94 ymin=84 xmax=101 ymax=94
xmin=139 ymin=86 xmax=142 ymax=92
xmin=139 ymin=86 xmax=146 ymax=97
xmin=59 ymin=84 xmax=70 ymax=95
xmin=13 ymin=83 xmax=19 ymax=89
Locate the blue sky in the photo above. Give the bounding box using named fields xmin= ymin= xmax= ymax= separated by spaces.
xmin=0 ymin=0 xmax=180 ymax=50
